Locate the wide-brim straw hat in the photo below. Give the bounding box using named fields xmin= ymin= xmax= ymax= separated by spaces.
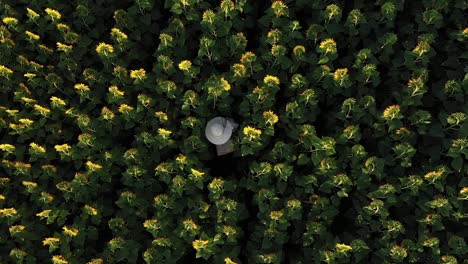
xmin=205 ymin=117 xmax=233 ymax=145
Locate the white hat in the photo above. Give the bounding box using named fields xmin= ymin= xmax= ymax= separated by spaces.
xmin=205 ymin=117 xmax=234 ymax=145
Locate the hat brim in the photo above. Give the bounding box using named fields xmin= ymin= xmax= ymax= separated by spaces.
xmin=205 ymin=117 xmax=233 ymax=145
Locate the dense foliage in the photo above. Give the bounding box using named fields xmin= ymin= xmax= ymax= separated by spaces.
xmin=0 ymin=0 xmax=467 ymax=263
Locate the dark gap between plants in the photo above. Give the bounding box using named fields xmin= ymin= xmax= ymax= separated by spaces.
xmin=330 ymin=195 xmax=358 ymax=238
xmin=206 ymin=152 xmax=239 ymax=178
xmin=314 ymin=96 xmax=339 ymax=138
xmin=91 ymin=166 xmax=126 ymax=255
xmin=243 ymin=1 xmax=269 ymax=53
xmin=238 ymin=188 xmax=258 ymax=264
xmin=282 ymin=219 xmax=305 ymax=263
xmin=94 ymin=219 xmax=114 ymax=254
xmin=206 ymin=154 xmax=258 ymax=263
xmin=179 ymin=247 xmax=204 ymax=264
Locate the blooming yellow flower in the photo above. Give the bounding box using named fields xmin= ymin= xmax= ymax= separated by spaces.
xmin=84 ymin=205 xmax=98 ymax=215
xmin=111 ymin=28 xmax=128 ymax=43
xmin=87 ymin=258 xmax=104 ymax=264
xmin=382 ymin=105 xmax=401 ymax=120
xmin=33 ymin=104 xmax=51 ymax=116
xmin=54 ymin=144 xmax=72 ymax=154
xmin=20 ymin=97 xmax=37 ymax=105
xmin=56 ymin=23 xmax=70 ymax=32
xmin=52 ymin=255 xmax=68 ymax=264
xmin=240 ymin=51 xmax=256 ymax=64
xmin=192 ymin=239 xmax=209 ymax=250
xmin=0 ymin=207 xmax=18 ymax=217
xmin=176 ymin=154 xmax=187 ymax=163
xmin=155 ymin=111 xmax=168 ymax=121
xmin=220 ymin=77 xmax=231 ymax=91
xmin=459 ymin=187 xmax=468 ymax=200
xmin=190 ymin=168 xmax=205 ymax=179
xmin=183 ymin=219 xmax=199 ymax=231
xmin=62 ymin=226 xmax=79 ymax=237
xmin=9 ymin=225 xmax=25 ymax=234
xmin=86 ymin=161 xmax=103 ymax=171
xmin=0 ymin=144 xmax=15 ymax=153
xmin=27 ymin=8 xmax=40 ymax=20
xmin=333 ymin=68 xmax=348 ymax=85
xmin=0 ymin=65 xmax=13 ymax=79
xmin=293 ymin=45 xmax=306 ymax=56
xmin=22 ymin=181 xmax=38 ymax=188
xmin=319 ymin=38 xmax=337 ymax=54
xmin=424 ymin=170 xmax=443 ymax=183
xmin=243 ymin=126 xmax=262 ymax=140
xmin=130 ymin=68 xmax=147 ymax=81
xmin=271 ymin=0 xmax=288 ymax=17
xmin=270 ymin=210 xmax=284 ymax=221
xmin=158 ymin=128 xmax=172 ymax=139
xmin=45 ymin=8 xmax=61 ymax=21
xmin=263 ymin=110 xmax=279 ymax=126
xmin=336 ymin=243 xmax=353 ymax=253
xmin=209 ymin=178 xmax=224 ymax=191
xmin=14 ymin=162 xmax=31 ymax=171
xmin=43 ymin=237 xmax=60 ymax=246
xmin=118 ymin=104 xmax=134 ymax=114
xmin=178 ymin=60 xmax=192 ymax=71
xmin=462 ymin=27 xmax=468 ymax=37
xmin=28 ymin=61 xmax=44 ymax=71
xmin=56 ymin=42 xmax=72 ymax=53
xmin=5 ymin=109 xmax=19 ymax=116
xmin=159 ymin=33 xmax=173 ymax=46
xmin=50 ymin=96 xmax=67 ymax=107
xmin=2 ymin=17 xmax=18 ymax=26
xmin=224 ymin=257 xmax=238 ymax=264
xmin=264 ymin=75 xmax=280 ymax=86
xmin=143 ymin=219 xmax=161 ymax=232
xmin=74 ymin=83 xmax=90 ymax=92
xmin=36 ymin=209 xmax=52 ymax=218
xmin=96 ymin=43 xmax=114 ymax=56
xmin=108 ymin=85 xmax=124 ymax=97
xmin=413 ymin=41 xmax=430 ymax=57
xmin=25 ymin=31 xmax=40 ymax=41
xmin=19 ymin=118 xmax=34 ymax=126
xmin=232 ymin=63 xmax=246 ymax=77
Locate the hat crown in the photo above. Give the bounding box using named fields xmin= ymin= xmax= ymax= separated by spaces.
xmin=205 ymin=117 xmax=235 ymax=145
xmin=210 ymin=123 xmax=224 ymax=137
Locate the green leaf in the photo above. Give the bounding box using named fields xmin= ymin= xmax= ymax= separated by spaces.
xmin=311 ymin=152 xmax=324 ymax=166
xmin=451 ymin=157 xmax=463 ymax=172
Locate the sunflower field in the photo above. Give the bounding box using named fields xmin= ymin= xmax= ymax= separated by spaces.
xmin=0 ymin=0 xmax=467 ymax=263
